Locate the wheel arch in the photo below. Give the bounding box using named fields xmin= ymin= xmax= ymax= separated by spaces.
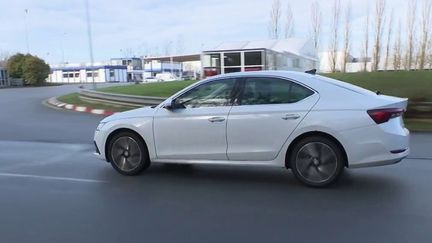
xmin=285 ymin=131 xmax=348 ymax=169
xmin=105 ymin=128 xmax=149 ymax=162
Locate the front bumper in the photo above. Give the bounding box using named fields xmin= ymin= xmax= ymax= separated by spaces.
xmin=93 ymin=130 xmax=108 ymax=161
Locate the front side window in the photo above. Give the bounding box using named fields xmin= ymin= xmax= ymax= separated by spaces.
xmin=240 ymin=77 xmax=313 ymax=105
xmin=175 ymin=79 xmax=236 ymax=108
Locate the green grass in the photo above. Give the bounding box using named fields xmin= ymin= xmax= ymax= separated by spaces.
xmin=57 ymin=93 xmax=134 ymax=112
xmin=323 ymin=71 xmax=432 ymax=101
xmin=404 ymin=119 xmax=432 ymax=132
xmin=98 ymin=80 xmax=197 ymax=98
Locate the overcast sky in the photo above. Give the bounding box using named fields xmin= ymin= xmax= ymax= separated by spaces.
xmin=0 ymin=0 xmax=415 ymax=64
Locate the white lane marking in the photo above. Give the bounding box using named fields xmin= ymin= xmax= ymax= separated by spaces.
xmin=91 ymin=109 xmax=104 ymax=114
xmin=75 ymin=106 xmax=87 ymax=112
xmin=0 ymin=173 xmax=107 ymax=183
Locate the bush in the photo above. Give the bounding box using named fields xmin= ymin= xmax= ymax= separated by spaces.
xmin=7 ymin=53 xmax=50 ymax=85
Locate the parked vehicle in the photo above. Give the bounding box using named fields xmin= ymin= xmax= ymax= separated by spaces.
xmin=143 ymin=76 xmax=160 ymax=83
xmin=94 ymin=71 xmax=410 ymax=187
xmin=155 ymin=72 xmax=178 ymax=82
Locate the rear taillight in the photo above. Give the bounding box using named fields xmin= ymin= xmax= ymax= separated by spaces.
xmin=367 ymin=108 xmax=404 ymax=124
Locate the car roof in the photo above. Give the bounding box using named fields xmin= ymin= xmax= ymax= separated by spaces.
xmin=206 ymin=70 xmax=313 ymax=80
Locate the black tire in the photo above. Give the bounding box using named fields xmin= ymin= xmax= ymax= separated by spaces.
xmin=290 ymin=136 xmax=345 ymax=187
xmin=107 ymin=131 xmax=150 ymax=176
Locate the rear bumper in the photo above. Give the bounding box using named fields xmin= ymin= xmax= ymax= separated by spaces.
xmin=338 ymin=121 xmax=410 ymax=168
xmin=348 ymin=148 xmax=409 ymax=168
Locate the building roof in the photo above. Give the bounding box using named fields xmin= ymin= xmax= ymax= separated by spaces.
xmin=51 ymin=65 xmax=127 ymax=71
xmin=143 ymin=53 xmax=201 ymax=62
xmin=204 ymin=38 xmax=317 ymax=61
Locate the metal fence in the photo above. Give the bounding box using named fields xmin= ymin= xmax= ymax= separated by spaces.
xmin=79 ymin=89 xmax=166 ymax=107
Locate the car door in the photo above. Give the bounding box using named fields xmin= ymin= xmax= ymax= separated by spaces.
xmin=227 ymin=76 xmax=319 ymax=161
xmin=153 ymin=78 xmax=238 ymax=160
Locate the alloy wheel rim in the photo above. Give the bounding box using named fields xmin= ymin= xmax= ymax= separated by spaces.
xmin=295 ymin=142 xmax=338 ymax=183
xmin=111 ymin=136 xmax=142 ymax=172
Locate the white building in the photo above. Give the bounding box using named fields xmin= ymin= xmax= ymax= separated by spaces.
xmin=0 ymin=67 xmax=9 ymax=87
xmin=143 ymin=54 xmax=201 ymax=79
xmin=48 ymin=64 xmax=128 ymax=83
xmin=201 ymin=38 xmax=318 ymax=78
xmin=319 ymin=51 xmax=373 ymax=73
xmin=110 ymin=57 xmax=143 ymax=81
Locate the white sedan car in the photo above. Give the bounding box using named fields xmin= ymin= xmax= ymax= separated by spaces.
xmin=94 ymin=71 xmax=409 ymax=187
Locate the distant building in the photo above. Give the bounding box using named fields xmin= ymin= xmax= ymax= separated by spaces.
xmin=202 ymin=38 xmax=318 ymax=78
xmin=48 ymin=64 xmax=127 ymax=83
xmin=318 ymin=51 xmax=372 ymax=73
xmin=110 ymin=57 xmax=143 ymax=81
xmin=143 ymin=54 xmax=201 ymax=79
xmin=0 ymin=67 xmax=9 ymax=87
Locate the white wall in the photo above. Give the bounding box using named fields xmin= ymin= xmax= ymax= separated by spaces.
xmin=48 ymin=68 xmax=127 ymax=83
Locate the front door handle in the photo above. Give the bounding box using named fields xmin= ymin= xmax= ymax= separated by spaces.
xmin=282 ymin=114 xmax=301 ymax=120
xmin=208 ymin=117 xmax=226 ymax=123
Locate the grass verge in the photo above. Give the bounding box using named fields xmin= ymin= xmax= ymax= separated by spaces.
xmin=323 ymin=71 xmax=432 ymax=101
xmin=404 ymin=119 xmax=432 ymax=132
xmin=97 ymin=80 xmax=197 ymax=97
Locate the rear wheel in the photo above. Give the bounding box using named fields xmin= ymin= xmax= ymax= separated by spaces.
xmin=107 ymin=132 xmax=150 ymax=175
xmin=290 ymin=136 xmax=345 ymax=187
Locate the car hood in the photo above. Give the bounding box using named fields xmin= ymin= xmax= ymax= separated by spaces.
xmin=101 ymin=106 xmax=156 ymax=123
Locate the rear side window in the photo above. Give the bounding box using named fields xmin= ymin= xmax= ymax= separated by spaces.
xmin=240 ymin=77 xmax=313 ymax=105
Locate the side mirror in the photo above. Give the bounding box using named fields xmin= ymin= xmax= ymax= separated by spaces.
xmin=163 ymin=99 xmax=185 ymax=110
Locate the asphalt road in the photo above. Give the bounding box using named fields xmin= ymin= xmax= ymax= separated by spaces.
xmin=0 ymin=85 xmax=431 ymax=243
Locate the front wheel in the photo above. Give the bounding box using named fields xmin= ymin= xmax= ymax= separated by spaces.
xmin=290 ymin=136 xmax=345 ymax=187
xmin=107 ymin=132 xmax=150 ymax=175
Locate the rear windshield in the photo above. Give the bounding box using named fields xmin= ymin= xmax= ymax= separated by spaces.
xmin=314 ymin=75 xmax=377 ymax=96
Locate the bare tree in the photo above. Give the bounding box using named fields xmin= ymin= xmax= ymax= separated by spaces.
xmin=405 ymin=0 xmax=417 ymax=70
xmin=164 ymin=41 xmax=173 ymax=56
xmin=342 ymin=1 xmax=352 ymax=72
xmin=428 ymin=39 xmax=432 ymax=69
xmin=0 ymin=51 xmax=9 ymax=67
xmin=419 ymin=0 xmax=432 ymax=70
xmin=428 ymin=38 xmax=432 ymax=69
xmin=328 ymin=0 xmax=341 ymax=73
xmin=176 ymin=34 xmax=185 ymax=55
xmin=372 ymin=0 xmax=386 ymax=71
xmin=384 ymin=9 xmax=393 ymax=71
xmin=363 ymin=6 xmax=370 ymax=71
xmin=310 ymin=1 xmax=322 ymax=52
xmin=268 ymin=0 xmax=282 ymax=39
xmin=284 ymin=3 xmax=295 ymax=38
xmin=393 ymin=20 xmax=402 ymax=70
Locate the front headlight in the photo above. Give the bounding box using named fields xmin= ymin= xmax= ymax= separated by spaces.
xmin=96 ymin=122 xmax=107 ymax=131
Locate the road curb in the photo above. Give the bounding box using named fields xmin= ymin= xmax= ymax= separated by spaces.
xmin=46 ymin=97 xmax=116 ymax=116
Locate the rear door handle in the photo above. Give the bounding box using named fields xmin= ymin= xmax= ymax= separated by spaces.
xmin=282 ymin=114 xmax=300 ymax=120
xmin=208 ymin=117 xmax=226 ymax=123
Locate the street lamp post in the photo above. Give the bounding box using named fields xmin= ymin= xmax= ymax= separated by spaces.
xmin=84 ymin=0 xmax=96 ymax=90
xmin=24 ymin=9 xmax=30 ymax=53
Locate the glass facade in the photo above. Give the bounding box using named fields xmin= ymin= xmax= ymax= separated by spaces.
xmin=0 ymin=68 xmax=9 ymax=86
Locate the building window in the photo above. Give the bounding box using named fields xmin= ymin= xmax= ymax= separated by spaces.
xmin=224 ymin=67 xmax=241 ymax=74
xmin=87 ymin=71 xmax=98 ymax=77
xmin=203 ymin=54 xmax=221 ymax=68
xmin=74 ymin=72 xmax=80 ymax=78
xmin=244 ymin=51 xmax=262 ymax=66
xmin=224 ymin=52 xmax=241 ymax=66
xmin=68 ymin=73 xmax=74 ymax=78
xmin=110 ymin=70 xmax=115 ymax=77
xmin=63 ymin=73 xmax=68 ymax=78
xmin=293 ymin=58 xmax=300 ymax=68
